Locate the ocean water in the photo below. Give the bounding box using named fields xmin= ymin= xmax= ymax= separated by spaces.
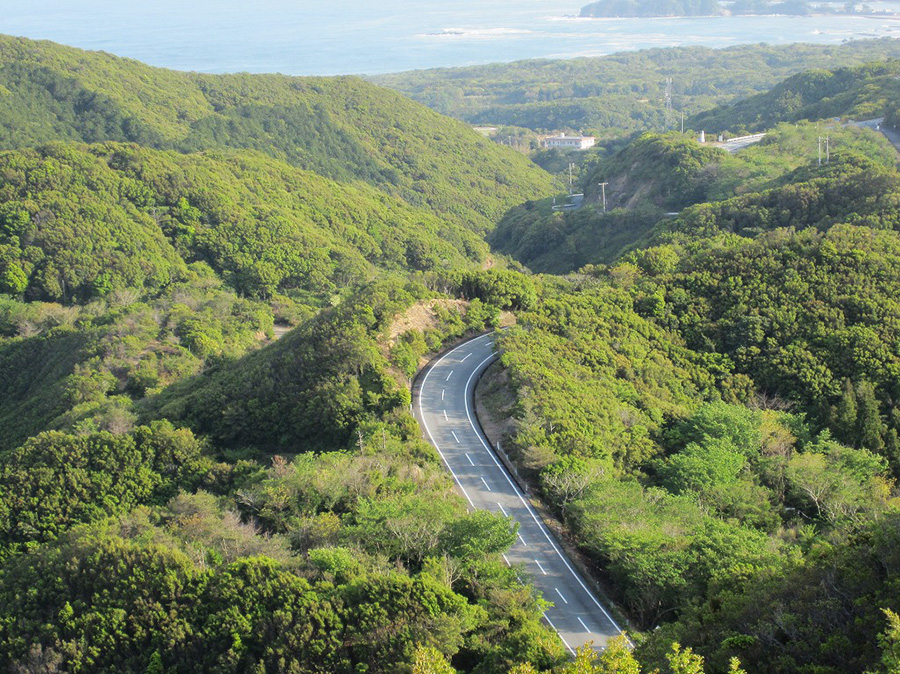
xmin=2 ymin=0 xmax=900 ymax=75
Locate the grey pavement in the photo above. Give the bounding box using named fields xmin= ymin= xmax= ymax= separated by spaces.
xmin=413 ymin=332 xmax=624 ymax=653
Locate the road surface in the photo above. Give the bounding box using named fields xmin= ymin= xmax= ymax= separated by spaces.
xmin=413 ymin=332 xmax=624 ymax=653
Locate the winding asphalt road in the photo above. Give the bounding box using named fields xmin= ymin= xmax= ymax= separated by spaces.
xmin=413 ymin=332 xmax=624 ymax=653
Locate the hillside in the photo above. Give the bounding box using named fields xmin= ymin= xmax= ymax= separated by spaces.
xmin=0 ymin=142 xmax=490 ymax=304
xmin=689 ymin=60 xmax=900 ymax=133
xmin=490 ymin=122 xmax=898 ymax=273
xmin=6 ymin=34 xmax=900 ymax=674
xmin=0 ymin=35 xmax=555 ymax=232
xmin=370 ymin=40 xmax=900 ymax=134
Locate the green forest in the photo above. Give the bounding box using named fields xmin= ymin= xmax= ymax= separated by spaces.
xmin=370 ymin=39 xmax=900 ymax=135
xmin=4 ymin=30 xmax=900 ymax=674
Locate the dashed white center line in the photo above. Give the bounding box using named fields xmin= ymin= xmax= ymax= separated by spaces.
xmin=466 ymin=453 xmax=475 ymax=466
xmin=535 ymin=559 xmax=547 ymax=575
xmin=443 ymin=410 xmax=448 ymax=421
xmin=518 ymin=533 xmax=527 ymax=547
xmin=577 ymin=617 xmax=590 ymax=632
xmin=554 ymin=587 xmax=569 ymax=605
xmin=543 ymin=612 xmax=576 ymax=656
xmin=446 ymin=370 xmax=453 ymax=381
xmin=451 ymin=431 xmax=460 ymax=444
xmin=497 ymin=503 xmax=508 ymax=517
xmin=461 ymin=353 xmax=472 ymax=362
xmin=502 ymin=554 xmax=511 ymax=566
xmin=441 ymin=389 xmax=445 ymax=401
xmin=481 ymin=477 xmax=492 ymax=491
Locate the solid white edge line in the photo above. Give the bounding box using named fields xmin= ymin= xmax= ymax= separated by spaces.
xmin=462 ymin=350 xmax=627 ymax=640
xmin=416 ymin=333 xmax=494 ymax=509
xmin=417 ymin=331 xmax=628 ymax=652
xmin=544 ymin=612 xmax=576 ymax=656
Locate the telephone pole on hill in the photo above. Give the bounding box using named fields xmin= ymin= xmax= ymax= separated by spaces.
xmin=598 ymin=182 xmax=608 ymax=212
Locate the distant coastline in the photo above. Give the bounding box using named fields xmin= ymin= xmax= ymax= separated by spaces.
xmin=579 ymin=0 xmax=898 ymax=18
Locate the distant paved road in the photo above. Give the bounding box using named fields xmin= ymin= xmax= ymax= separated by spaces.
xmin=413 ymin=332 xmax=624 ymax=653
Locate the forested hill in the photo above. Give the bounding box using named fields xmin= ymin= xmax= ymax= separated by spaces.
xmin=689 ymin=60 xmax=900 ymax=133
xmin=0 ymin=35 xmax=555 ymax=232
xmin=370 ymin=39 xmax=900 ymax=133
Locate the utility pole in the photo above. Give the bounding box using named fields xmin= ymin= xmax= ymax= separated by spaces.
xmin=818 ymin=135 xmax=822 ymax=166
xmin=826 ymin=135 xmax=830 ymax=164
xmin=598 ymin=182 xmax=608 ymax=212
xmin=664 ymin=77 xmax=673 ymax=130
xmin=568 ymin=162 xmax=575 ymax=194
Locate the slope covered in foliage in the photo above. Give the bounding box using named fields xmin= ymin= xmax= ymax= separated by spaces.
xmin=371 ymin=40 xmax=900 ymax=134
xmin=491 ymin=122 xmax=897 ymax=273
xmin=0 ymin=35 xmax=555 ymax=232
xmin=0 ymin=142 xmax=490 ymax=304
xmin=689 ymin=60 xmax=900 ymax=133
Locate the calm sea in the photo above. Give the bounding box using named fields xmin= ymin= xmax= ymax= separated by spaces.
xmin=2 ymin=0 xmax=900 ymax=75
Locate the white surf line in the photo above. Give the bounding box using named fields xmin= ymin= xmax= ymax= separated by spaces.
xmin=415 ymin=333 xmax=495 ymax=509
xmin=535 ymin=559 xmax=548 ymax=575
xmin=443 ymin=410 xmax=448 ymax=421
xmin=451 ymin=431 xmax=461 ymax=444
xmin=462 ymin=351 xmax=627 ymax=641
xmin=497 ymin=503 xmax=508 ymax=517
xmin=466 ymin=453 xmax=475 ymax=466
xmin=481 ymin=477 xmax=492 ymax=492
xmin=518 ymin=533 xmax=527 ymax=547
xmin=543 ymin=613 xmax=576 ymax=656
xmin=555 ymin=587 xmax=569 ymax=605
xmin=446 ymin=370 xmax=453 ymax=381
xmin=577 ymin=617 xmax=591 ymax=632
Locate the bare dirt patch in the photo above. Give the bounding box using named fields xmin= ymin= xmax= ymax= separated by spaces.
xmin=386 ymin=299 xmax=468 ymax=346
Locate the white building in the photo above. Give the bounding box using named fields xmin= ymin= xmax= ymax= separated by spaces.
xmin=543 ymin=135 xmax=596 ymax=150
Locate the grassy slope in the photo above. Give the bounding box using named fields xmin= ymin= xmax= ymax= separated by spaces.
xmin=0 ymin=35 xmax=555 ymax=232
xmin=370 ymin=40 xmax=900 ymax=132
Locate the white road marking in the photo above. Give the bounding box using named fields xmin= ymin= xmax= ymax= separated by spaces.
xmin=577 ymin=617 xmax=590 ymax=632
xmin=443 ymin=410 xmax=448 ymax=421
xmin=415 ymin=335 xmax=495 ymax=510
xmin=451 ymin=431 xmax=460 ymax=444
xmin=415 ymin=332 xmax=627 ymax=652
xmin=535 ymin=559 xmax=547 ymax=575
xmin=461 ymin=353 xmax=472 ymax=362
xmin=441 ymin=389 xmax=444 ymax=401
xmin=555 ymin=587 xmax=569 ymax=605
xmin=543 ymin=613 xmax=576 ymax=656
xmin=466 ymin=453 xmax=474 ymax=466
xmin=497 ymin=503 xmax=508 ymax=517
xmin=446 ymin=370 xmax=453 ymax=381
xmin=518 ymin=533 xmax=527 ymax=547
xmin=460 ymin=351 xmax=627 ymax=640
xmin=481 ymin=477 xmax=492 ymax=491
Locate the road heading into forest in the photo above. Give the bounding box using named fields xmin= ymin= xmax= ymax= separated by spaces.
xmin=413 ymin=332 xmax=624 ymax=653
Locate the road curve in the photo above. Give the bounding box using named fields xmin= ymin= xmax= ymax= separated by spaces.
xmin=413 ymin=332 xmax=624 ymax=653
